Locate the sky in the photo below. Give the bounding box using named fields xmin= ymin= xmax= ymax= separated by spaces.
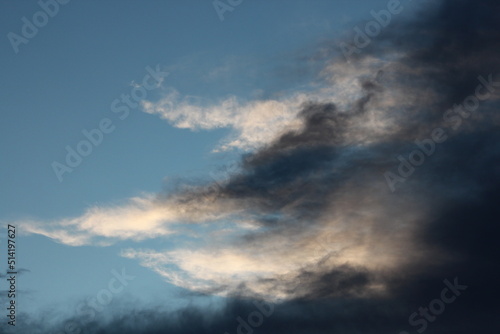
xmin=0 ymin=0 xmax=499 ymax=333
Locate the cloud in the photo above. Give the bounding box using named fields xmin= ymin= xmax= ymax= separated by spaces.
xmin=141 ymin=88 xmax=306 ymax=151
xmin=13 ymin=0 xmax=500 ymax=332
xmin=17 ymin=193 xmax=240 ymax=246
xmin=139 ymin=56 xmax=402 ymax=152
xmin=132 ymin=0 xmax=500 ymax=310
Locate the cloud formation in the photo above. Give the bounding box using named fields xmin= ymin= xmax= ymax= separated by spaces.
xmin=13 ymin=0 xmax=500 ymax=332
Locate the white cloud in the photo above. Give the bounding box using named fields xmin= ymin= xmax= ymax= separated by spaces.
xmin=119 ymin=180 xmax=434 ymax=300
xmin=140 ymin=55 xmax=418 ymax=152
xmin=141 ymin=89 xmax=309 ymax=151
xmin=17 ymin=192 xmax=240 ymax=246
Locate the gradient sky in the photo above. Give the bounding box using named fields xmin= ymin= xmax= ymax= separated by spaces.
xmin=1 ymin=0 xmax=499 ymax=333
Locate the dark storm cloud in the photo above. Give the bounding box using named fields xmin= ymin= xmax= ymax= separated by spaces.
xmin=13 ymin=0 xmax=500 ymax=333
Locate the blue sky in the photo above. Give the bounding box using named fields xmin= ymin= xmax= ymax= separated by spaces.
xmin=2 ymin=1 xmax=499 ymax=333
